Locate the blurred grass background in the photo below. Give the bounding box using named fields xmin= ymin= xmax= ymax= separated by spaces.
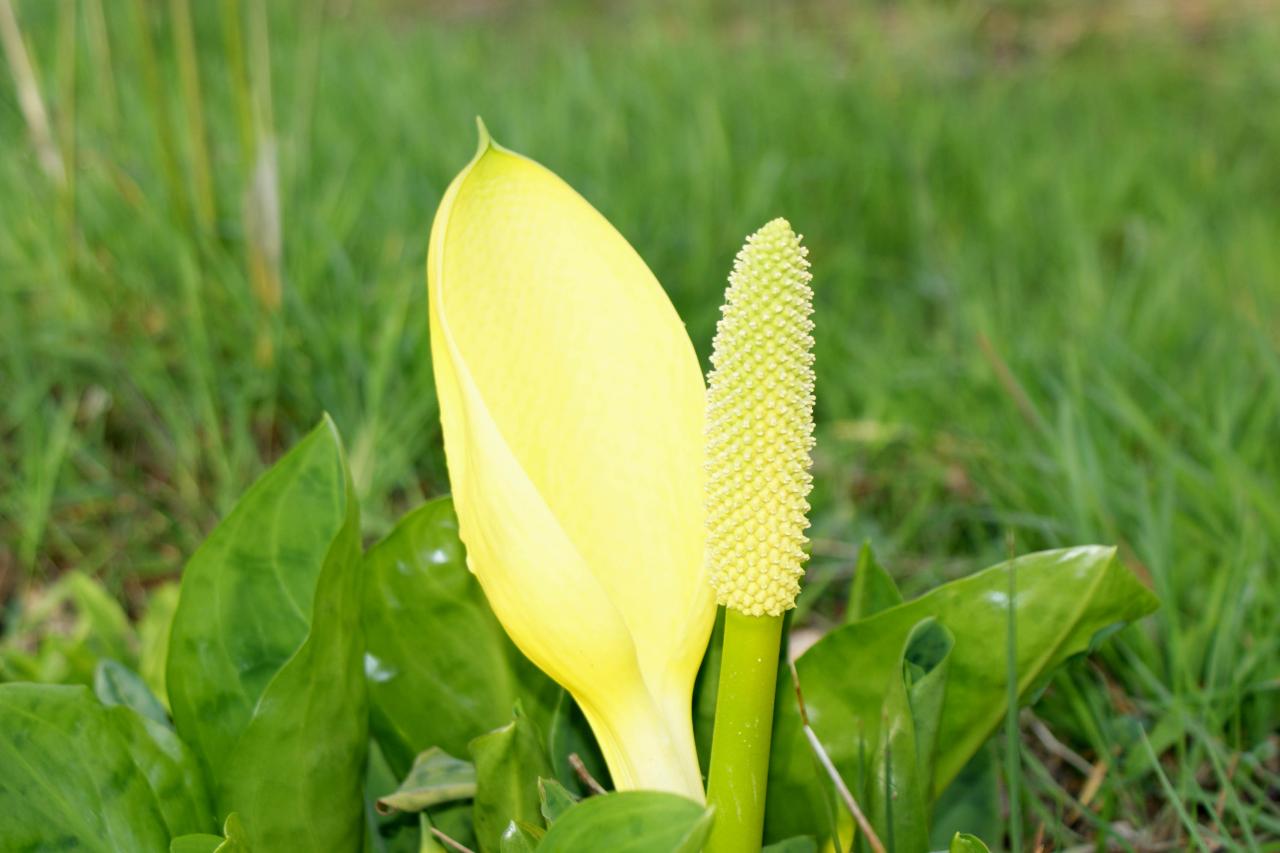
xmin=1 ymin=0 xmax=1277 ymax=847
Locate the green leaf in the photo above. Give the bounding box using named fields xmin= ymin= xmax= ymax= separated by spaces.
xmin=173 ymin=813 xmax=251 ymax=853
xmin=538 ymin=777 xmax=579 ymax=823
xmin=377 ymin=748 xmax=477 ymax=815
xmin=470 ymin=709 xmax=555 ymax=853
xmin=139 ymin=582 xmax=181 ymax=710
xmin=498 ymin=821 xmax=543 ymax=853
xmin=170 ymin=835 xmax=224 ymax=853
xmin=220 ymin=814 xmax=251 ymax=849
xmin=864 ymin=620 xmax=953 ymax=853
xmin=96 ymin=658 xmax=170 ymax=727
xmin=766 ymin=546 xmax=1157 ymax=846
xmin=538 ymin=792 xmax=711 ymax=853
xmin=363 ymin=497 xmax=558 ymax=777
xmin=902 ymin=619 xmax=954 ymax=798
xmin=170 ymin=813 xmax=249 ymax=853
xmin=846 ymin=541 xmax=902 ymax=623
xmin=949 ymin=831 xmax=993 ymax=852
xmin=928 ymin=746 xmax=1000 ymax=849
xmin=0 ymin=683 xmax=212 ymax=851
xmin=167 ymin=416 xmax=367 ymax=852
xmin=105 ymin=702 xmax=214 ymax=838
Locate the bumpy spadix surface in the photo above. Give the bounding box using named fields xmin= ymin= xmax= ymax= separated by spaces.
xmin=427 ymin=124 xmax=714 ymax=799
xmin=706 ymin=219 xmax=815 ymax=616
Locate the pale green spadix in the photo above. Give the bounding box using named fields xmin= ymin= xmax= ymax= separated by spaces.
xmin=705 ymin=218 xmax=816 ymax=616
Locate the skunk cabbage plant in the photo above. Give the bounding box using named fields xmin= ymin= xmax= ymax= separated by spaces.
xmin=0 ymin=125 xmax=1159 ymax=853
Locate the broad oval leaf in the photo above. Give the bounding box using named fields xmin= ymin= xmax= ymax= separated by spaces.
xmin=767 ymin=546 xmax=1157 ymax=844
xmin=538 ymin=791 xmax=712 ymax=853
xmin=106 ymin=703 xmax=214 ymax=839
xmin=862 ymin=619 xmax=953 ymax=853
xmin=0 ymin=683 xmax=212 ymax=851
xmin=363 ymin=497 xmax=558 ymax=776
xmin=167 ymin=416 xmax=367 ymax=851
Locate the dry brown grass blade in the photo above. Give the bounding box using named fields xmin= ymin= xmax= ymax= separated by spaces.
xmin=568 ymin=752 xmax=607 ymax=796
xmin=789 ymin=660 xmax=886 ymax=853
xmin=0 ymin=0 xmax=65 ymax=184
xmin=428 ymin=826 xmax=477 ymax=853
xmin=977 ymin=331 xmax=1047 ymax=433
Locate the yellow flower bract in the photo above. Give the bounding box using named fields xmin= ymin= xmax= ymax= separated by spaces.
xmin=427 ymin=123 xmax=714 ymax=799
xmin=706 ymin=218 xmax=815 ymax=617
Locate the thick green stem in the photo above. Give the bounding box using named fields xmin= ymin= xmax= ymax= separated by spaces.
xmin=705 ymin=609 xmax=785 ymax=853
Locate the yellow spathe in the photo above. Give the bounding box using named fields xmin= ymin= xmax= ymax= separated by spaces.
xmin=427 ymin=122 xmax=714 ymax=799
xmin=706 ymin=219 xmax=815 ymax=616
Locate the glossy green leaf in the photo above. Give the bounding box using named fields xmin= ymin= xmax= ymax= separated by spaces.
xmin=498 ymin=821 xmax=543 ymax=853
xmin=846 ymin=541 xmax=902 ymax=623
xmin=363 ymin=497 xmax=558 ymax=777
xmin=902 ymin=619 xmax=953 ymax=798
xmin=767 ymin=546 xmax=1157 ymax=844
xmin=538 ymin=777 xmax=579 ymax=823
xmin=864 ymin=620 xmax=952 ymax=853
xmin=378 ymin=747 xmax=477 ymax=815
xmin=168 ymin=416 xmax=367 ymax=851
xmin=105 ymin=702 xmax=214 ymax=838
xmin=0 ymin=683 xmax=212 ymax=851
xmin=538 ymin=791 xmax=711 ymax=853
xmin=96 ymin=658 xmax=170 ymax=726
xmin=470 ymin=709 xmax=555 ymax=853
xmin=949 ymin=832 xmax=993 ymax=852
